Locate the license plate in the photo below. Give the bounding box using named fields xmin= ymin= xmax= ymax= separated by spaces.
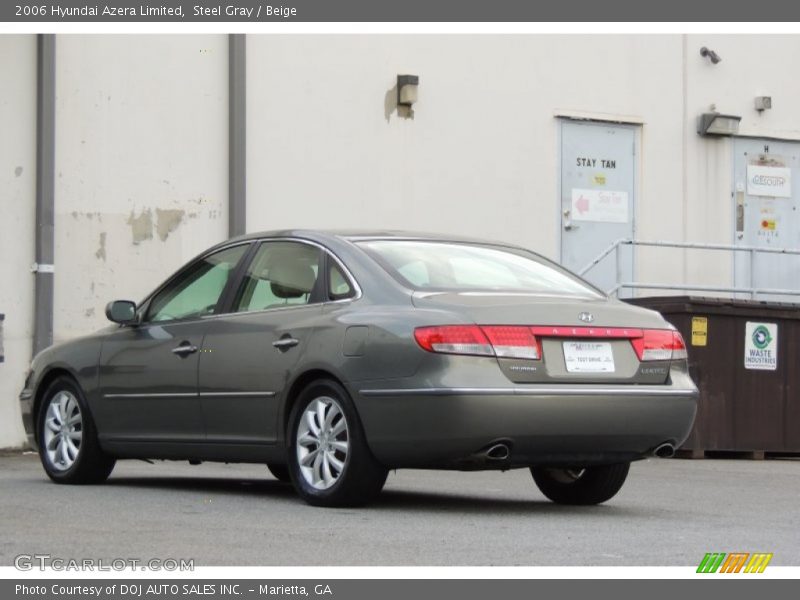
xmin=563 ymin=341 xmax=615 ymax=373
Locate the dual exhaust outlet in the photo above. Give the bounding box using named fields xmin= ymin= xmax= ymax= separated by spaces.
xmin=471 ymin=440 xmax=675 ymax=466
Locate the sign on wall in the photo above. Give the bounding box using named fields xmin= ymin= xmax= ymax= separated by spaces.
xmin=744 ymin=321 xmax=778 ymax=371
xmin=570 ymin=188 xmax=630 ymax=223
xmin=747 ymin=165 xmax=792 ymax=198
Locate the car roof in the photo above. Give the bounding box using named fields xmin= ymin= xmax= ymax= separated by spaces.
xmin=220 ymin=229 xmax=518 ymax=248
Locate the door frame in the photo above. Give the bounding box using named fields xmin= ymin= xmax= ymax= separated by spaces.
xmin=731 ymin=134 xmax=800 ymax=295
xmin=556 ymin=116 xmax=642 ymax=292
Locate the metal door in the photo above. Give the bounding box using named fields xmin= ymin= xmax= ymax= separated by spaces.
xmin=560 ymin=120 xmax=637 ymax=295
xmin=733 ymin=138 xmax=800 ymax=299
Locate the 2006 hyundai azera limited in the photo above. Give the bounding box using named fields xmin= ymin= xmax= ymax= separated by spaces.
xmin=20 ymin=230 xmax=698 ymax=507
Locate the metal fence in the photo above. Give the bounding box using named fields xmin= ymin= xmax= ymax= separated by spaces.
xmin=578 ymin=239 xmax=800 ymax=300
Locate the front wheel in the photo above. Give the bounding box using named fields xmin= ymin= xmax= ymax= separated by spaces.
xmin=37 ymin=376 xmax=116 ymax=484
xmin=530 ymin=463 xmax=630 ymax=505
xmin=287 ymin=379 xmax=387 ymax=507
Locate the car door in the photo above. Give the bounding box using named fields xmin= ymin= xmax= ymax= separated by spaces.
xmin=198 ymin=240 xmax=326 ymax=445
xmin=96 ymin=243 xmax=250 ymax=443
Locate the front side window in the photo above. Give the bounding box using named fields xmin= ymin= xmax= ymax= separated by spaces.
xmin=146 ymin=245 xmax=248 ymax=322
xmin=234 ymin=242 xmax=322 ymax=312
xmin=358 ymin=240 xmax=602 ymax=298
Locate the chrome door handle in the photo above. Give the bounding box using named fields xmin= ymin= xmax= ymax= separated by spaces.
xmin=272 ymin=338 xmax=299 ymax=350
xmin=171 ymin=344 xmax=198 ymax=357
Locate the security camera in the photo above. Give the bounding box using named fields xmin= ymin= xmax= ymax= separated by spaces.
xmin=700 ymin=47 xmax=721 ymax=64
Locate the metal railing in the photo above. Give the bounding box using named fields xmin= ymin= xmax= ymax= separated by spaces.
xmin=578 ymin=239 xmax=800 ymax=300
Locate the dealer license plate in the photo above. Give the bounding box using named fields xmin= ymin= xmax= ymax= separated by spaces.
xmin=562 ymin=341 xmax=615 ymax=373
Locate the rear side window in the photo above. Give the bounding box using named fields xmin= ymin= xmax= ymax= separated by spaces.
xmin=358 ymin=240 xmax=602 ymax=298
xmin=234 ymin=241 xmax=322 ymax=312
xmin=328 ymin=262 xmax=355 ymax=300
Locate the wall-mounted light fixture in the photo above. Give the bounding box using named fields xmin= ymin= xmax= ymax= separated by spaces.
xmin=397 ymin=74 xmax=419 ymax=107
xmin=697 ymin=112 xmax=741 ymax=137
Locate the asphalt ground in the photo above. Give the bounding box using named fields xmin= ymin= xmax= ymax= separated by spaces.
xmin=1 ymin=452 xmax=797 ymax=566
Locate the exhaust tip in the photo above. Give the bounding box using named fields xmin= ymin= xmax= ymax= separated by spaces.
xmin=486 ymin=443 xmax=511 ymax=461
xmin=654 ymin=443 xmax=675 ymax=458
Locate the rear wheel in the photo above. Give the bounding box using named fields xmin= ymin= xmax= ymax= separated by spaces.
xmin=287 ymin=379 xmax=387 ymax=507
xmin=530 ymin=463 xmax=630 ymax=505
xmin=37 ymin=376 xmax=115 ymax=484
xmin=267 ymin=463 xmax=291 ymax=483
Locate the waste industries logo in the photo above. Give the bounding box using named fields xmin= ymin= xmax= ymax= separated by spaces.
xmin=697 ymin=552 xmax=773 ymax=573
xmin=744 ymin=322 xmax=778 ymax=371
xmin=752 ymin=325 xmax=772 ymax=349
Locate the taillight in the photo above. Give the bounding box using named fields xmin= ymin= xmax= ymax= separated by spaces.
xmin=481 ymin=326 xmax=541 ymax=360
xmin=414 ymin=325 xmax=494 ymax=357
xmin=414 ymin=325 xmax=541 ymax=359
xmin=631 ymin=329 xmax=687 ymax=361
xmin=414 ymin=325 xmax=687 ymax=362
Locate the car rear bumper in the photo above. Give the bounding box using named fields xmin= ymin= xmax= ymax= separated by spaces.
xmin=354 ymin=384 xmax=698 ymax=468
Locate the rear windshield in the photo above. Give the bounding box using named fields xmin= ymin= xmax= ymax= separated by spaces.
xmin=358 ymin=240 xmax=602 ymax=298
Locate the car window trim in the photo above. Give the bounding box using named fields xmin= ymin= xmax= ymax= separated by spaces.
xmin=325 ymin=252 xmax=356 ymax=301
xmin=244 ymin=237 xmax=363 ymax=305
xmin=214 ymin=242 xmax=260 ymax=315
xmin=227 ymin=240 xmax=326 ymax=314
xmin=134 ymin=236 xmax=362 ymax=327
xmin=137 ymin=241 xmax=254 ymax=325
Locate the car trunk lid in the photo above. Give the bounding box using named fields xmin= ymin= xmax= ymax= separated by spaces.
xmin=412 ymin=292 xmax=674 ymax=384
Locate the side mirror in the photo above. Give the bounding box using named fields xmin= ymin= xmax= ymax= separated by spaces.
xmin=105 ymin=300 xmax=138 ymax=325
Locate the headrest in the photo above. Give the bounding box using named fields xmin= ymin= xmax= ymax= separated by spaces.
xmin=269 ymin=262 xmax=316 ymax=298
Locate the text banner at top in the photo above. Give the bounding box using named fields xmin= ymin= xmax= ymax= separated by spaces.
xmin=3 ymin=0 xmax=800 ymax=22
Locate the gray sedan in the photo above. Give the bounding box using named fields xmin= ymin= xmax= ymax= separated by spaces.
xmin=20 ymin=230 xmax=698 ymax=507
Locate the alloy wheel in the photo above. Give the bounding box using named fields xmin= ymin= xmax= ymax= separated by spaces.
xmin=296 ymin=396 xmax=349 ymax=490
xmin=42 ymin=391 xmax=83 ymax=471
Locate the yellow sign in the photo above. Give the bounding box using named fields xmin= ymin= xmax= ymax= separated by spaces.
xmin=593 ymin=174 xmax=606 ymax=185
xmin=691 ymin=317 xmax=708 ymax=347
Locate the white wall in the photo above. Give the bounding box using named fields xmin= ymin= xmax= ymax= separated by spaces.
xmin=246 ymin=36 xmax=686 ymax=276
xmin=0 ymin=36 xmax=36 ymax=448
xmin=246 ymin=34 xmax=800 ymax=295
xmin=53 ymin=35 xmax=229 ymax=342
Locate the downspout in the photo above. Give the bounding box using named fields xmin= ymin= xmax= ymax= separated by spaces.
xmin=681 ymin=34 xmax=689 ymax=290
xmin=33 ymin=34 xmax=56 ymax=356
xmin=228 ymin=34 xmax=246 ymax=238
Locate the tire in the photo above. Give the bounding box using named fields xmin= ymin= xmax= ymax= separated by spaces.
xmin=37 ymin=376 xmax=116 ymax=485
xmin=287 ymin=379 xmax=387 ymax=507
xmin=267 ymin=463 xmax=291 ymax=483
xmin=530 ymin=463 xmax=630 ymax=505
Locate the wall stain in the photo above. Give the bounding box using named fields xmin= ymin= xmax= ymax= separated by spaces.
xmin=126 ymin=208 xmax=154 ymax=244
xmin=156 ymin=208 xmax=185 ymax=241
xmin=14 ymin=166 xmax=23 ymax=177
xmin=95 ymin=232 xmax=107 ymax=261
xmin=84 ymin=307 xmax=95 ymax=318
